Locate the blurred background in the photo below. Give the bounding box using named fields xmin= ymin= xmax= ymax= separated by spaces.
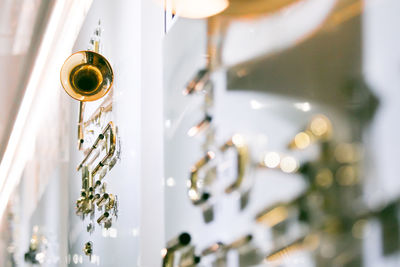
xmin=0 ymin=0 xmax=398 ymax=266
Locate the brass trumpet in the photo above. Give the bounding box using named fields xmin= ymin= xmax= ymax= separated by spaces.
xmin=60 ymin=29 xmax=113 ymax=149
xmin=60 ymin=51 xmax=113 ymax=102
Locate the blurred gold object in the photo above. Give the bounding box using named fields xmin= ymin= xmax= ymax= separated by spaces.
xmin=83 ymin=241 xmax=93 ymax=256
xmin=162 ymin=233 xmax=192 ymax=267
xmin=336 ymin=165 xmax=359 ymax=186
xmin=289 ymin=115 xmax=332 ymax=150
xmin=256 ymin=205 xmax=290 ymax=227
xmin=202 ymin=242 xmax=225 ymax=256
xmin=309 ymin=115 xmax=332 ymax=139
xmin=334 ymin=143 xmax=362 ymax=164
xmin=227 ymin=234 xmax=253 ymax=250
xmin=221 ymin=134 xmax=249 ymax=194
xmin=105 ymin=194 xmax=116 ymax=211
xmin=188 ymin=151 xmax=215 ymax=205
xmin=265 ymin=234 xmax=320 ymax=262
xmin=188 ymin=135 xmax=249 ymax=205
xmin=315 ymin=168 xmax=334 ymax=188
xmin=221 ymin=0 xmax=302 ymax=17
xmin=183 ymin=69 xmax=210 ymax=95
xmin=259 ymin=152 xmax=299 ymax=174
xmin=169 ymin=0 xmax=228 ymax=19
xmin=166 ymin=0 xmax=305 ymax=19
xmin=201 ymin=234 xmax=252 ymax=265
xmin=179 ymin=246 xmax=200 ymax=267
xmin=187 ymin=115 xmax=212 ymax=137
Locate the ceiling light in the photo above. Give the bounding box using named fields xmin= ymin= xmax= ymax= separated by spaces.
xmin=171 ymin=0 xmax=229 ymax=19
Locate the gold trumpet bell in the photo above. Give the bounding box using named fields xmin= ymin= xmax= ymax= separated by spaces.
xmin=60 ymin=51 xmax=113 ymax=102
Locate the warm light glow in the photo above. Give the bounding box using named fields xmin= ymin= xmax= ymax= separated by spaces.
xmin=263 ymin=152 xmax=280 ymax=168
xmin=171 ymin=0 xmax=229 ymax=19
xmin=310 ymin=115 xmax=331 ymax=138
xmin=335 ymin=143 xmax=362 ymax=163
xmin=336 ymin=165 xmax=358 ymax=186
xmin=280 ymin=156 xmax=298 ymax=173
xmin=294 ymin=132 xmax=311 ymax=149
xmin=187 ymin=125 xmax=199 ymax=137
xmin=315 ymin=168 xmax=333 ymax=188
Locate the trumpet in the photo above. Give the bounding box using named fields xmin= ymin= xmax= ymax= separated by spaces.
xmin=60 ymin=50 xmax=113 ymax=102
xmin=62 ymin=22 xmax=120 ymax=259
xmin=60 ymin=24 xmax=113 ymax=149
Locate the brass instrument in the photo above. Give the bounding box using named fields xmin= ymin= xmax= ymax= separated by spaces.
xmin=77 ymin=121 xmax=117 ymax=175
xmin=161 ymin=1 xmax=400 ymax=265
xmin=61 ymin=22 xmax=120 ymax=259
xmin=60 ymin=22 xmax=113 ymax=150
xmin=60 ymin=50 xmax=113 ymax=102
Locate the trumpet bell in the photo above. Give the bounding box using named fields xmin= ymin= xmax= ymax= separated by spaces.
xmin=60 ymin=51 xmax=113 ymax=102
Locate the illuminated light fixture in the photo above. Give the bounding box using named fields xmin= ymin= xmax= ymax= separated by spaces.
xmin=170 ymin=0 xmax=229 ymax=19
xmin=223 ymin=0 xmax=302 ymax=17
xmin=0 ymin=0 xmax=93 ymax=222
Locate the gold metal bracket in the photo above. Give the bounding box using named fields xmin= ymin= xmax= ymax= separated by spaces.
xmin=77 ymin=121 xmax=117 ymax=176
xmin=162 ymin=233 xmax=192 ymax=267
